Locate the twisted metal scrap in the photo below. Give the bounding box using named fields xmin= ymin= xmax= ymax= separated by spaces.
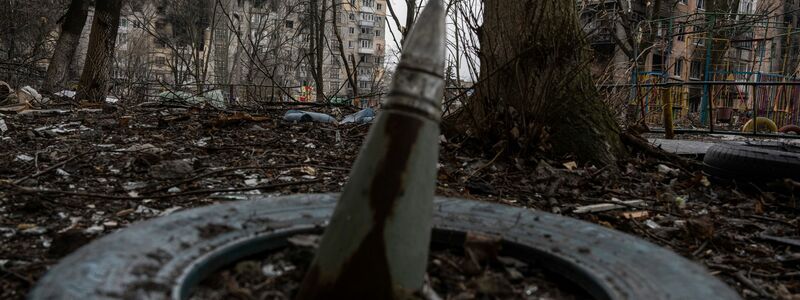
xmin=296 ymin=1 xmax=446 ymax=299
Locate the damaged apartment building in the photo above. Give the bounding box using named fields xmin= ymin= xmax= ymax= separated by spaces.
xmin=69 ymin=0 xmax=388 ymax=104
xmin=581 ymin=0 xmax=800 ymax=124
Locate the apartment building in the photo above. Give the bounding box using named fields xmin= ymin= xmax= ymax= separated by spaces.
xmin=581 ymin=0 xmax=794 ymax=121
xmin=66 ymin=0 xmax=387 ymax=104
xmin=208 ymin=0 xmax=388 ymax=103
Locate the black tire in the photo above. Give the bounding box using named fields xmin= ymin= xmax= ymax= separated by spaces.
xmin=29 ymin=194 xmax=740 ymax=300
xmin=704 ymin=143 xmax=800 ymax=181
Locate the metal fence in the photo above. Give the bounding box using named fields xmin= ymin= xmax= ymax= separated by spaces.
xmin=603 ymin=76 xmax=800 ymax=136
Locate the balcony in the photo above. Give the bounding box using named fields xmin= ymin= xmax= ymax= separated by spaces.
xmin=360 ymin=5 xmax=375 ymax=13
xmin=358 ymin=47 xmax=375 ymax=54
xmin=359 ymin=20 xmax=375 ymax=27
xmin=359 ymin=32 xmax=374 ymax=40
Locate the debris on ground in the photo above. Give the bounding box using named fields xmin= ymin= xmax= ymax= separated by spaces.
xmin=340 ymin=108 xmax=375 ymax=124
xmin=283 ymin=110 xmax=337 ymax=123
xmin=0 ymin=102 xmax=798 ymax=299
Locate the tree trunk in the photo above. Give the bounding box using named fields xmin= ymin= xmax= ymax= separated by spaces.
xmin=451 ymin=0 xmax=626 ymax=166
xmin=315 ymin=0 xmax=327 ymax=102
xmin=43 ymin=0 xmax=89 ymax=93
xmin=75 ymin=0 xmax=122 ymax=102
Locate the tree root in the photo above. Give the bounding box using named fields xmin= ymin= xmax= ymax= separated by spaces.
xmin=620 ymin=132 xmax=703 ymax=172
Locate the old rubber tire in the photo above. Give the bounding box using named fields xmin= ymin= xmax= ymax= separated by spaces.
xmin=29 ymin=194 xmax=740 ymax=300
xmin=779 ymin=124 xmax=800 ymax=135
xmin=742 ymin=117 xmax=778 ymax=133
xmin=704 ymin=143 xmax=800 ymax=181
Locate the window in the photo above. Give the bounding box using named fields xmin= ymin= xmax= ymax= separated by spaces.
xmin=118 ymin=33 xmax=128 ymax=45
xmin=348 ymin=41 xmax=354 ymax=48
xmin=652 ymin=54 xmax=663 ymax=72
xmin=349 ymin=13 xmax=355 ymax=20
xmin=375 ymin=30 xmax=381 ymax=36
xmin=676 ymin=24 xmax=685 ymax=42
xmin=692 ymin=26 xmax=704 ymax=46
xmin=359 ymin=81 xmax=369 ymax=89
xmin=673 ymin=59 xmax=683 ymax=77
xmin=156 ymin=56 xmax=166 ymax=65
xmin=362 ymin=0 xmax=374 ymax=7
xmin=679 ymin=0 xmax=687 ymax=4
xmin=360 ymin=39 xmax=373 ymax=48
xmin=330 ymin=68 xmax=340 ymax=79
xmin=120 ymin=19 xmax=128 ymax=27
xmin=690 ymin=60 xmax=703 ymax=79
xmin=697 ymin=0 xmax=705 ymax=9
xmin=350 ymin=27 xmax=355 ymax=34
xmin=377 ymin=3 xmax=382 ymax=10
xmin=286 ymin=20 xmax=294 ymax=28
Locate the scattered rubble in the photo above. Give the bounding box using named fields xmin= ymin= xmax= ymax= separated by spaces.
xmin=0 ymin=102 xmax=798 ymax=299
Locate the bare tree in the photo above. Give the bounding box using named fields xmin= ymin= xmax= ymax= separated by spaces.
xmin=0 ymin=0 xmax=67 ymax=86
xmin=76 ymin=0 xmax=123 ymax=102
xmin=449 ymin=0 xmax=627 ymax=166
xmin=43 ymin=0 xmax=89 ymax=92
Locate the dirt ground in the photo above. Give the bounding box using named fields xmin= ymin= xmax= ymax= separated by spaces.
xmin=1 ymin=103 xmax=798 ymax=299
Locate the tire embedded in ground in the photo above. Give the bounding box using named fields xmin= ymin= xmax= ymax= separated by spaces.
xmin=30 ymin=194 xmax=740 ymax=300
xmin=704 ymin=142 xmax=800 ymax=181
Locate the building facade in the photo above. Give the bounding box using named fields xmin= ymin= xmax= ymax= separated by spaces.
xmin=68 ymin=0 xmax=387 ymax=105
xmin=582 ymin=0 xmax=800 ymax=127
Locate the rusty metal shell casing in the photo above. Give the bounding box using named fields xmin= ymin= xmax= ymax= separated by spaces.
xmin=296 ymin=1 xmax=446 ymax=299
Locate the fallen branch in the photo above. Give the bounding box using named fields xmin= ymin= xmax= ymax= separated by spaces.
xmin=578 ymin=197 xmax=684 ymax=217
xmin=734 ymin=271 xmax=772 ymax=298
xmin=574 ymin=199 xmax=644 ymax=214
xmin=13 ymin=180 xmax=321 ymax=200
xmin=0 ymin=267 xmax=34 ymax=286
xmin=14 ymin=150 xmax=97 ymax=185
xmin=758 ymin=234 xmax=800 ymax=248
xmin=144 ymin=164 xmax=348 ymax=195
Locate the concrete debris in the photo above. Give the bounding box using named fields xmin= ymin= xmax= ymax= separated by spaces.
xmin=56 ymin=169 xmax=71 ymax=177
xmin=644 ymin=220 xmax=662 ymax=229
xmin=84 ymin=225 xmax=105 ymax=235
xmin=55 ymin=90 xmax=76 ymax=98
xmin=657 ymin=164 xmax=679 ymax=176
xmin=135 ymin=205 xmax=160 ymax=215
xmin=261 ymin=262 xmax=296 ymax=277
xmin=15 ymin=154 xmax=34 ymax=162
xmin=34 ymin=122 xmax=92 ymax=135
xmin=19 ymin=86 xmax=43 ymax=104
xmin=0 ymin=227 xmax=17 ymax=238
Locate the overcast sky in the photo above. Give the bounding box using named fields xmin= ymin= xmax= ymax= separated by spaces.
xmin=383 ymin=0 xmax=477 ymax=81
